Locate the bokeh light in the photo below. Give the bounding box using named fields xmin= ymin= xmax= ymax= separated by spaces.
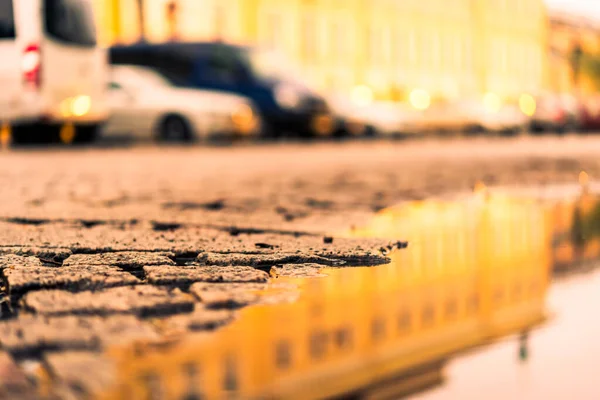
xmin=351 ymin=85 xmax=373 ymax=107
xmin=409 ymin=89 xmax=431 ymax=110
xmin=483 ymin=92 xmax=502 ymax=113
xmin=519 ymin=93 xmax=537 ymax=116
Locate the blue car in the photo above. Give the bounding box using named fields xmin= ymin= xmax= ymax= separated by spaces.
xmin=109 ymin=42 xmax=337 ymax=138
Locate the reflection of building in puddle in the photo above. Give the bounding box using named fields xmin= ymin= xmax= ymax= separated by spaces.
xmin=97 ymin=193 xmax=556 ymax=400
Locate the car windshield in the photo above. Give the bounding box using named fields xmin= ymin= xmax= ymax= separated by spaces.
xmin=112 ymin=66 xmax=173 ymax=89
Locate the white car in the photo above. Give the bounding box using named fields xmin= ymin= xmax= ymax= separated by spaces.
xmin=457 ymin=100 xmax=529 ymax=134
xmin=0 ymin=0 xmax=108 ymax=143
xmin=104 ymin=65 xmax=260 ymax=142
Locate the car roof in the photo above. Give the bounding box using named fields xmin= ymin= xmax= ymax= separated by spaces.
xmin=110 ymin=41 xmax=250 ymax=56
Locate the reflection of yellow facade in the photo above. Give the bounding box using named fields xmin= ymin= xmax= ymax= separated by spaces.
xmin=95 ymin=194 xmax=550 ymax=400
xmin=94 ymin=0 xmax=548 ymax=102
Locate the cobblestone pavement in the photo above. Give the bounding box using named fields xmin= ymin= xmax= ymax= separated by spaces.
xmin=2 ymin=135 xmax=600 ymax=398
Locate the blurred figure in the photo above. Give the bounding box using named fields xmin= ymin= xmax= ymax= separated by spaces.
xmin=104 ymin=65 xmax=260 ymax=142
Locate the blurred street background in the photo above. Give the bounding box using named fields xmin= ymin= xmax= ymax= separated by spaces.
xmin=3 ymin=0 xmax=600 ymax=144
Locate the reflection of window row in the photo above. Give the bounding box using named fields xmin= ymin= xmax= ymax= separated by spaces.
xmin=268 ymin=283 xmax=536 ymax=376
xmin=140 ymin=357 xmax=236 ymax=399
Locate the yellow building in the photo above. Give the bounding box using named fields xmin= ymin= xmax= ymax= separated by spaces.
xmin=94 ymin=0 xmax=549 ymax=104
xmin=548 ymin=12 xmax=600 ymax=95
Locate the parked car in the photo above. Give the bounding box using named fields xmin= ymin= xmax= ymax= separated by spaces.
xmin=529 ymin=93 xmax=580 ymax=133
xmin=109 ymin=42 xmax=336 ymax=138
xmin=579 ymin=96 xmax=600 ymax=131
xmin=0 ymin=0 xmax=108 ymax=144
xmin=457 ymin=100 xmax=529 ymax=134
xmin=104 ymin=65 xmax=260 ymax=142
xmin=327 ymin=95 xmax=373 ymax=137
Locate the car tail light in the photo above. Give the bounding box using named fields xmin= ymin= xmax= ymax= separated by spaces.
xmin=22 ymin=44 xmax=41 ymax=90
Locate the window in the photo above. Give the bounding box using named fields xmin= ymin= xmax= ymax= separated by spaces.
xmin=264 ymin=12 xmax=283 ymax=50
xmin=205 ymin=48 xmax=243 ymax=85
xmin=223 ymin=357 xmax=238 ymax=392
xmin=397 ymin=311 xmax=412 ymax=333
xmin=367 ymin=26 xmax=378 ymax=65
xmin=334 ymin=327 xmax=352 ymax=350
xmin=309 ymin=331 xmax=327 ymax=360
xmin=44 ymin=0 xmax=96 ymax=47
xmin=275 ymin=340 xmax=292 ymax=369
xmin=371 ymin=317 xmax=386 ymax=342
xmin=108 ymin=81 xmax=122 ymax=90
xmin=110 ymin=46 xmax=196 ymax=87
xmin=445 ymin=298 xmax=458 ymax=318
xmin=331 ymin=19 xmax=347 ymax=63
xmin=0 ymin=0 xmax=15 ymax=39
xmin=301 ymin=15 xmax=317 ymax=61
xmin=432 ymin=33 xmax=441 ymax=68
xmin=422 ymin=304 xmax=435 ymax=326
xmin=143 ymin=373 xmax=163 ymax=400
xmin=408 ymin=30 xmax=417 ymax=65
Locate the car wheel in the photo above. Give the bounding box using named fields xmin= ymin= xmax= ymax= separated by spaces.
xmin=12 ymin=124 xmax=59 ymax=145
xmin=73 ymin=124 xmax=100 ymax=145
xmin=259 ymin=121 xmax=282 ymax=142
xmin=158 ymin=115 xmax=193 ymax=143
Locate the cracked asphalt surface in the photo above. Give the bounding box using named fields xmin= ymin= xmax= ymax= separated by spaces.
xmin=2 ymin=135 xmax=600 ymax=398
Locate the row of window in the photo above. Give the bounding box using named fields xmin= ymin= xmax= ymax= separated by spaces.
xmin=131 ymin=277 xmax=541 ymax=399
xmin=277 ymin=281 xmax=540 ymax=369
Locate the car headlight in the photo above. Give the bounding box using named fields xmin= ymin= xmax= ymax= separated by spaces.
xmin=231 ymin=103 xmax=257 ymax=135
xmin=274 ymin=84 xmax=302 ymax=110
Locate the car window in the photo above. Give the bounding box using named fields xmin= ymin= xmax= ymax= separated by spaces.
xmin=202 ymin=47 xmax=245 ymax=85
xmin=0 ymin=0 xmax=15 ymax=39
xmin=110 ymin=47 xmax=194 ymax=86
xmin=44 ymin=0 xmax=96 ymax=47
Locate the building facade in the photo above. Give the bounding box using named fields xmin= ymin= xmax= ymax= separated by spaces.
xmin=548 ymin=12 xmax=600 ymax=95
xmin=94 ymin=0 xmax=549 ymax=103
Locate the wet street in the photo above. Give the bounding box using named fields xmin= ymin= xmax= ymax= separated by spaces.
xmin=414 ymin=267 xmax=600 ymax=400
xmin=2 ymin=135 xmax=600 ymax=398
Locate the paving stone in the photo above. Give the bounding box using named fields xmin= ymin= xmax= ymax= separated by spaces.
xmin=191 ymin=287 xmax=258 ymax=309
xmin=63 ymin=251 xmax=176 ymax=269
xmin=189 ymin=282 xmax=301 ymax=308
xmin=157 ymin=305 xmax=234 ymax=336
xmin=199 ymin=233 xmax=392 ymax=257
xmin=22 ymin=286 xmax=195 ymax=318
xmin=0 ymin=255 xmax=43 ymax=269
xmin=43 ymin=351 xmax=116 ymax=399
xmin=0 ymin=315 xmax=158 ymax=356
xmin=0 ymin=247 xmax=72 ymax=265
xmin=144 ymin=265 xmax=269 ymax=285
xmin=197 ymin=252 xmax=348 ymax=267
xmin=275 ymin=263 xmax=328 ymax=278
xmin=0 ymin=350 xmax=35 ymax=399
xmin=4 ymin=265 xmax=139 ymax=297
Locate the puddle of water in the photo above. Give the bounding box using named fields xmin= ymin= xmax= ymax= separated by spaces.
xmin=412 ymin=267 xmax=600 ymax=400
xmin=101 ymin=193 xmax=553 ymax=400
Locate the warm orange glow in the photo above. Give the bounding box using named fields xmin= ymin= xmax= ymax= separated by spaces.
xmin=59 ymin=123 xmax=76 ymax=144
xmin=99 ymin=194 xmax=552 ymax=399
xmin=0 ymin=122 xmax=11 ymax=149
xmin=579 ymin=170 xmax=589 ymax=187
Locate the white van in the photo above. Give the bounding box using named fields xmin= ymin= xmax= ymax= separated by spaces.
xmin=0 ymin=0 xmax=108 ymax=143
